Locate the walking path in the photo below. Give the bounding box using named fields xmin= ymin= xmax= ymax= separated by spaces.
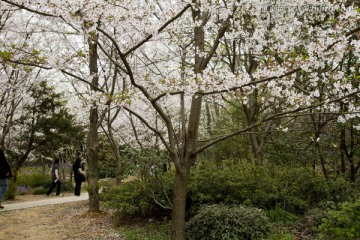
xmin=0 ymin=192 xmax=89 ymax=212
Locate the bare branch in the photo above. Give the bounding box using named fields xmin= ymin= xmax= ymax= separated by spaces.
xmin=4 ymin=59 xmax=105 ymax=92
xmin=122 ymin=106 xmax=171 ymax=152
xmin=97 ymin=41 xmax=128 ymax=74
xmin=1 ymin=0 xmax=55 ymax=17
xmin=195 ymin=88 xmax=360 ymax=154
xmin=123 ymin=4 xmax=191 ymax=56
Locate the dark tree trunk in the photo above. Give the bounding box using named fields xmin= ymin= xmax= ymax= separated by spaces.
xmin=86 ymin=32 xmax=101 ymax=212
xmin=170 ymin=164 xmax=190 ymax=239
xmin=170 ymin=93 xmax=202 ymax=239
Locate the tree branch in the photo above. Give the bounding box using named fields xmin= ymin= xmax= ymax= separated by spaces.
xmin=122 ymin=106 xmax=171 ymax=152
xmin=195 ymin=88 xmax=360 ymax=154
xmin=123 ymin=4 xmax=191 ymax=56
xmin=97 ymin=41 xmax=128 ymax=74
xmin=1 ymin=0 xmax=55 ymax=17
xmin=4 ymin=59 xmax=105 ymax=93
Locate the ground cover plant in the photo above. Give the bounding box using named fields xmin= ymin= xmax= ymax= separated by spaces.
xmin=99 ymin=160 xmax=360 ymax=239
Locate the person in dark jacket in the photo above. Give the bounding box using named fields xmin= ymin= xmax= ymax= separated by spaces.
xmin=46 ymin=158 xmax=61 ymax=196
xmin=0 ymin=144 xmax=13 ymax=208
xmin=72 ymin=156 xmax=85 ymax=196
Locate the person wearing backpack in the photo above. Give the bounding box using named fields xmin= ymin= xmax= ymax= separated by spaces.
xmin=73 ymin=156 xmax=86 ymax=196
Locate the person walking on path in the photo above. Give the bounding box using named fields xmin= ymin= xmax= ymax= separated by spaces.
xmin=72 ymin=156 xmax=86 ymax=196
xmin=0 ymin=144 xmax=13 ymax=208
xmin=46 ymin=158 xmax=61 ymax=196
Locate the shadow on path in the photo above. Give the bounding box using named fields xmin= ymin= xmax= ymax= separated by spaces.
xmin=0 ymin=192 xmax=89 ymax=212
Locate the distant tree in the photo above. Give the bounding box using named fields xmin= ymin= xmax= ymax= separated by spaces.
xmin=7 ymin=81 xmax=83 ymax=181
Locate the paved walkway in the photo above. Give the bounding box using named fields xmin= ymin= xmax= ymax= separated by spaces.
xmin=0 ymin=192 xmax=89 ymax=212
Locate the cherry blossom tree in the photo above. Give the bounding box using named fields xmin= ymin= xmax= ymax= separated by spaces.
xmin=0 ymin=0 xmax=359 ymax=239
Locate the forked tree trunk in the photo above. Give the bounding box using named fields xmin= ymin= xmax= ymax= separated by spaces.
xmin=170 ymin=94 xmax=203 ymax=240
xmin=169 ymin=2 xmax=206 ymax=238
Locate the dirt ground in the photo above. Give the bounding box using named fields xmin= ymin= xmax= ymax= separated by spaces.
xmin=0 ymin=196 xmax=122 ymax=240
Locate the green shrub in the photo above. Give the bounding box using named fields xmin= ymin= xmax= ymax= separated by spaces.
xmin=318 ymin=198 xmax=360 ymax=239
xmin=267 ymin=233 xmax=295 ymax=240
xmin=186 ymin=204 xmax=272 ymax=240
xmin=4 ymin=179 xmax=16 ymax=200
xmin=326 ymin=176 xmax=356 ymax=204
xmin=32 ymin=187 xmax=48 ymax=195
xmin=101 ymin=172 xmax=173 ymax=224
xmin=119 ymin=221 xmax=171 ymax=240
xmin=273 ymin=166 xmax=330 ymax=214
xmin=61 ymin=180 xmax=73 ymax=192
xmin=294 ymin=208 xmax=329 ymax=239
xmin=188 ymin=163 xmax=278 ymax=213
xmin=266 ymin=205 xmax=298 ymax=224
xmin=98 ymin=150 xmax=117 ymax=178
xmin=17 ymin=172 xmax=48 ymax=188
xmin=43 ymin=180 xmax=73 ymax=193
xmin=101 ymin=180 xmax=154 ymax=223
xmin=188 ymin=163 xmax=349 ymax=216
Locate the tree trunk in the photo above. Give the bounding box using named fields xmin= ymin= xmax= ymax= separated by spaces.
xmin=108 ymin=121 xmax=122 ymax=184
xmin=170 ymin=57 xmax=188 ymax=237
xmin=248 ymin=132 xmax=263 ymax=165
xmin=340 ymin=126 xmax=347 ymax=174
xmin=170 ymin=3 xmax=205 ymax=238
xmin=170 ymin=165 xmax=190 ymax=240
xmin=115 ymin=157 xmax=122 ymax=184
xmin=86 ymin=31 xmax=100 ymax=212
xmin=349 ymin=157 xmax=356 ymax=182
xmin=205 ymin=103 xmax=212 ymax=135
xmin=87 ymin=106 xmax=100 ymax=211
xmin=315 ymin=141 xmax=328 ymax=179
xmin=170 ymin=94 xmax=202 ymax=240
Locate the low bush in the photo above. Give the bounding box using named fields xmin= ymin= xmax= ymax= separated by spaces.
xmin=119 ymin=221 xmax=171 ymax=240
xmin=318 ymin=198 xmax=360 ymax=239
xmin=17 ymin=172 xmax=48 ymax=188
xmin=16 ymin=185 xmax=30 ymax=195
xmin=32 ymin=187 xmax=48 ymax=195
xmin=188 ymin=163 xmax=355 ymax=216
xmin=186 ymin=204 xmax=272 ymax=240
xmin=4 ymin=180 xmax=16 ymax=200
xmin=101 ymin=179 xmax=152 ymax=222
xmin=292 ymin=208 xmax=329 ymax=239
xmin=267 ymin=233 xmax=295 ymax=240
xmin=100 ymin=172 xmax=173 ymax=224
xmin=42 ymin=180 xmax=73 ymax=193
xmin=189 ymin=163 xmax=271 ymax=212
xmin=326 ymin=176 xmax=357 ymax=204
xmin=273 ymin=166 xmax=330 ymax=214
xmin=61 ymin=180 xmax=73 ymax=192
xmin=266 ymin=205 xmax=298 ymax=224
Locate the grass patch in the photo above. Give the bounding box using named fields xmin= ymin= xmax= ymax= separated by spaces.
xmin=118 ymin=221 xmax=170 ymax=240
xmin=268 ymin=233 xmax=295 ymax=240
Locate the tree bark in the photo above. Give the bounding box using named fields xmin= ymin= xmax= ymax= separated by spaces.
xmin=205 ymin=103 xmax=212 ymax=135
xmin=86 ymin=31 xmax=101 ymax=212
xmin=107 ymin=120 xmax=122 ymax=184
xmin=87 ymin=105 xmax=100 ymax=211
xmin=170 ymin=164 xmax=190 ymax=240
xmin=171 ymin=93 xmax=202 ymax=239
